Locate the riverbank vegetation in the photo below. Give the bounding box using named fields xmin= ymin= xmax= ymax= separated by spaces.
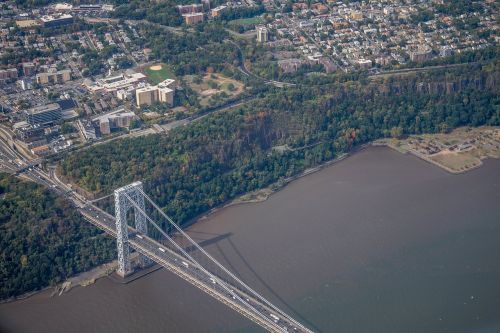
xmin=0 ymin=174 xmax=115 ymax=301
xmin=59 ymin=61 xmax=499 ymax=227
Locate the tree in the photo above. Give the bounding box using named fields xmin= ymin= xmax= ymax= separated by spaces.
xmin=390 ymin=126 xmax=404 ymax=139
xmin=59 ymin=62 xmax=499 ymax=231
xmin=0 ymin=174 xmax=116 ymax=300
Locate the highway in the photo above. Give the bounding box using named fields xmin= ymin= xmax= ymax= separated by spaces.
xmin=0 ymin=127 xmax=29 ymax=174
xmin=72 ymin=96 xmax=257 ymax=154
xmin=0 ymin=133 xmax=312 ymax=333
xmin=80 ymin=205 xmax=309 ymax=333
xmin=0 ymin=143 xmax=20 ymax=173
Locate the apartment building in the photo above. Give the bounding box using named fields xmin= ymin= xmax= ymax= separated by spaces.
xmin=36 ymin=69 xmax=71 ymax=85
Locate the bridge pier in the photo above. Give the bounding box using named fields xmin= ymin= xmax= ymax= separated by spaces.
xmin=114 ymin=181 xmax=152 ymax=277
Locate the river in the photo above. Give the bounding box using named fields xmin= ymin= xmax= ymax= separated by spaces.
xmin=1 ymin=147 xmax=499 ymax=333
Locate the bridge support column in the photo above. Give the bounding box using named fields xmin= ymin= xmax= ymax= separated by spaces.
xmin=114 ymin=181 xmax=153 ymax=277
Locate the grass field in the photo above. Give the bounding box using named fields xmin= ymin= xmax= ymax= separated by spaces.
xmin=229 ymin=16 xmax=264 ymax=27
xmin=185 ymin=73 xmax=245 ymax=107
xmin=143 ymin=64 xmax=173 ymax=85
xmin=375 ymin=126 xmax=500 ymax=174
xmin=430 ymin=153 xmax=482 ymax=173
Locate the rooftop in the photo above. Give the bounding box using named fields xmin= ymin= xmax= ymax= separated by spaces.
xmin=25 ymin=103 xmax=60 ymax=115
xmin=40 ymin=14 xmax=73 ymax=23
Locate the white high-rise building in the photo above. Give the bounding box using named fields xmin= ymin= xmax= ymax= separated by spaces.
xmin=135 ymin=86 xmax=158 ymax=107
xmin=256 ymin=26 xmax=268 ymax=43
xmin=135 ymin=79 xmax=175 ymax=107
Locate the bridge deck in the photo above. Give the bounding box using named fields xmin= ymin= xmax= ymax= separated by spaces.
xmin=79 ymin=205 xmax=312 ymax=333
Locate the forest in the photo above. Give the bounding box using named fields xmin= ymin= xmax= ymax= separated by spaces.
xmin=59 ymin=62 xmax=499 ymax=228
xmin=0 ymin=174 xmax=116 ymax=300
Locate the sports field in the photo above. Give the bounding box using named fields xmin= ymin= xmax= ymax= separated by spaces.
xmin=143 ymin=64 xmax=173 ymax=84
xmin=229 ymin=16 xmax=264 ymax=27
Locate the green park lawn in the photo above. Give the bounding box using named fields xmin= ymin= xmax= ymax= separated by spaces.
xmin=229 ymin=16 xmax=264 ymax=27
xmin=143 ymin=64 xmax=174 ymax=85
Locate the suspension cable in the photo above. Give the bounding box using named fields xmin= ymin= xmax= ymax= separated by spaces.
xmin=121 ymin=192 xmax=286 ymax=332
xmin=137 ymin=188 xmax=310 ymax=332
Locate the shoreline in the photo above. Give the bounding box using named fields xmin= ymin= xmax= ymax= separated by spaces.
xmin=1 ymin=144 xmax=361 ymax=305
xmin=373 ymin=143 xmax=494 ymax=175
xmin=193 ymin=143 xmax=369 ymax=225
xmin=2 ymin=143 xmax=366 ymax=304
xmin=4 ymin=133 xmax=494 ymax=304
xmin=372 ymin=126 xmax=499 ymax=175
xmin=0 ymin=286 xmax=53 ymax=305
xmin=372 ymin=141 xmax=473 ymax=174
xmin=2 ymin=140 xmax=500 ymax=333
xmin=0 ymin=261 xmax=118 ymax=305
xmin=0 ymin=253 xmax=146 ymax=305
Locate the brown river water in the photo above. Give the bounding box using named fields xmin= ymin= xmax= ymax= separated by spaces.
xmin=1 ymin=147 xmax=499 ymax=333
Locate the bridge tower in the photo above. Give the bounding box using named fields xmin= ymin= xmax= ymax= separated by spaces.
xmin=114 ymin=181 xmax=152 ymax=277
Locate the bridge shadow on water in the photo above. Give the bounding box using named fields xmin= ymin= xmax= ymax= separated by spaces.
xmin=182 ymin=230 xmax=321 ymax=332
xmin=184 ymin=232 xmax=233 ymax=254
xmin=225 ymin=238 xmax=322 ymax=333
xmin=202 ymin=234 xmax=322 ymax=332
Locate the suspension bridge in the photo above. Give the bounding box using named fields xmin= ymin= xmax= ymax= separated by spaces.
xmin=79 ymin=181 xmax=313 ymax=333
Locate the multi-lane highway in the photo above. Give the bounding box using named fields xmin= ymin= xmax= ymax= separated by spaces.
xmin=0 ymin=130 xmax=312 ymax=333
xmin=0 ymin=129 xmax=28 ymax=174
xmin=80 ymin=204 xmax=309 ymax=333
xmin=0 ymin=143 xmax=20 ymax=173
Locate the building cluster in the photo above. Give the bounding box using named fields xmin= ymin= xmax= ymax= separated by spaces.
xmin=93 ymin=108 xmax=138 ymax=136
xmin=25 ymin=103 xmax=62 ymax=126
xmin=0 ymin=0 xmax=162 ymax=153
xmin=0 ymin=55 xmax=72 ymax=91
xmin=0 ymin=69 xmax=18 ymax=84
xmin=258 ymin=0 xmax=497 ymax=73
xmin=178 ymin=0 xmax=257 ymax=24
xmin=84 ymin=71 xmax=175 ymax=108
xmin=0 ymin=57 xmax=72 ymax=90
xmin=0 ymin=2 xmax=144 ymax=154
xmin=136 ymin=79 xmax=175 ymax=107
xmin=51 ymin=3 xmax=114 ymax=13
xmin=12 ymin=2 xmax=114 ymax=29
xmin=36 ymin=68 xmax=71 ymax=85
xmin=86 ymin=71 xmax=147 ymax=94
xmin=211 ymin=5 xmax=227 ymax=18
xmin=0 ymin=0 xmax=496 ymax=159
xmin=39 ymin=13 xmax=74 ymax=28
xmin=178 ymin=2 xmax=210 ymax=25
xmin=11 ymin=100 xmax=78 ymax=155
xmin=75 ymin=107 xmax=139 ymax=142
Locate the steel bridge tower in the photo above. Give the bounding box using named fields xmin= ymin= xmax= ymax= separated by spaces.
xmin=114 ymin=181 xmax=152 ymax=276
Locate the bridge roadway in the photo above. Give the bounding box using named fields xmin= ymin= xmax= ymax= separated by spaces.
xmin=79 ymin=205 xmax=312 ymax=333
xmin=0 ymin=137 xmax=311 ymax=332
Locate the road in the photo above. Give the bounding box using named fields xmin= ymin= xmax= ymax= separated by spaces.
xmin=0 ymin=130 xmax=311 ymax=333
xmin=83 ymin=17 xmax=187 ymax=35
xmin=0 ymin=136 xmax=22 ymax=173
xmin=368 ymin=62 xmax=479 ymax=79
xmin=225 ymin=39 xmax=295 ymax=88
xmin=75 ymin=96 xmax=257 ymax=152
xmin=80 ymin=204 xmax=308 ymax=332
